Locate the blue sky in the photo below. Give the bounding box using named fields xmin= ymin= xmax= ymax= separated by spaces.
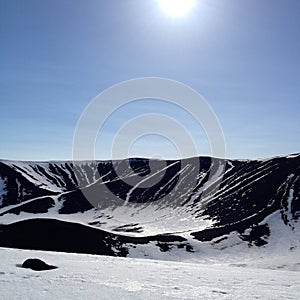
xmin=0 ymin=0 xmax=300 ymax=160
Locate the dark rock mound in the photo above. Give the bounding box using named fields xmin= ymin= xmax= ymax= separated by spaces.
xmin=21 ymin=258 xmax=57 ymax=271
xmin=240 ymin=224 xmax=270 ymax=247
xmin=0 ymin=218 xmax=186 ymax=256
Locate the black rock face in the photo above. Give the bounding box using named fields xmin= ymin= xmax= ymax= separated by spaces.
xmin=191 ymin=155 xmax=300 ymax=241
xmin=21 ymin=258 xmax=57 ymax=271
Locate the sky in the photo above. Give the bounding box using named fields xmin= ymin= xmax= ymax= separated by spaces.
xmin=0 ymin=0 xmax=300 ymax=161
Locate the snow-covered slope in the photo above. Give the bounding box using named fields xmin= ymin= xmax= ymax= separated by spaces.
xmin=0 ymin=154 xmax=299 ymax=264
xmin=0 ymin=247 xmax=299 ymax=300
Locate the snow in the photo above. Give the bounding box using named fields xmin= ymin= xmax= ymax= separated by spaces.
xmin=287 ymin=188 xmax=294 ymax=216
xmin=0 ymin=247 xmax=299 ymax=300
xmin=287 ymin=154 xmax=300 ymax=159
xmin=98 ymin=204 xmax=213 ymax=236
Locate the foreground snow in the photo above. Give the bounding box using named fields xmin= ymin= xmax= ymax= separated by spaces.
xmin=0 ymin=247 xmax=299 ymax=299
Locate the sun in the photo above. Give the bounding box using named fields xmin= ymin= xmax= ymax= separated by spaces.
xmin=158 ymin=0 xmax=196 ymax=17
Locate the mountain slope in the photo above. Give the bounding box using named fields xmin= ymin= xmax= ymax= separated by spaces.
xmin=0 ymin=154 xmax=299 ymax=263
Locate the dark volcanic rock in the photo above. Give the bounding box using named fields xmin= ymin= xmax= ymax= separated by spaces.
xmin=22 ymin=258 xmax=57 ymax=271
xmin=191 ymin=155 xmax=300 ymax=241
xmin=239 ymin=224 xmax=270 ymax=247
xmin=0 ymin=218 xmax=187 ymax=256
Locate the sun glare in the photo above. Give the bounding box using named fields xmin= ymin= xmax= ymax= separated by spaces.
xmin=158 ymin=0 xmax=196 ymax=17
